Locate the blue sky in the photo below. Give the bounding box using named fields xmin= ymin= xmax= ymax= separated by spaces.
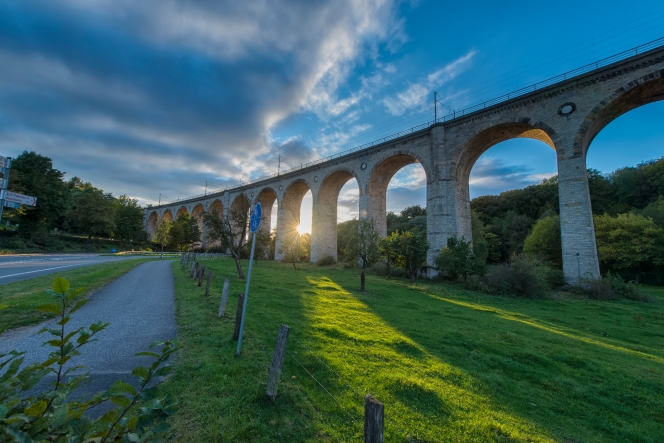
xmin=1 ymin=0 xmax=663 ymax=233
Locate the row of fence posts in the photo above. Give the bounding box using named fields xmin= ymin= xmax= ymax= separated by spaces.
xmin=179 ymin=252 xmax=386 ymax=443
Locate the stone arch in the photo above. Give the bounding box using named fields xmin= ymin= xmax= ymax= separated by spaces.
xmin=455 ymin=120 xmax=558 ymax=184
xmin=162 ymin=210 xmax=173 ymax=221
xmin=176 ymin=206 xmax=188 ymax=218
xmin=575 ymin=71 xmax=664 ymax=157
xmin=147 ymin=211 xmax=159 ymax=238
xmin=311 ymin=168 xmax=360 ymax=262
xmin=230 ymin=193 xmax=251 ymax=236
xmin=255 ymin=187 xmax=278 ymax=236
xmin=275 ymin=180 xmax=312 ymax=260
xmin=452 ymin=120 xmax=558 ymax=242
xmin=191 ymin=204 xmax=206 ymax=249
xmin=366 ymin=152 xmax=429 ymax=237
xmin=209 ymin=200 xmax=223 ymax=217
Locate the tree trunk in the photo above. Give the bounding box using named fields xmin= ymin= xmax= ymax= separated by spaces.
xmin=292 ymin=259 xmax=297 ymax=270
xmin=386 ymin=263 xmax=391 ymax=279
xmin=410 ymin=270 xmax=416 ymax=283
xmin=361 ymin=269 xmax=366 ymax=292
xmin=234 ymin=257 xmax=245 ymax=280
xmin=160 ymin=243 xmax=164 ymax=259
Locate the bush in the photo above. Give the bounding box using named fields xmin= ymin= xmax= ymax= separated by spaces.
xmin=0 ymin=277 xmax=179 ymax=441
xmin=317 ymin=255 xmax=336 ymax=266
xmin=574 ymin=272 xmax=650 ymax=301
xmin=482 ymin=254 xmax=550 ymax=297
xmin=435 ymin=236 xmax=486 ymax=281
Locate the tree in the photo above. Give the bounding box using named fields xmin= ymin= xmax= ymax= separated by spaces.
xmin=68 ymin=188 xmax=115 ymax=242
xmin=113 ymin=195 xmax=146 ymax=244
xmin=337 ymin=219 xmax=359 ymax=258
xmin=152 ymin=217 xmax=172 ymax=258
xmin=175 ymin=214 xmax=201 ymax=251
xmin=8 ymin=151 xmax=69 ymax=236
xmin=247 ymin=228 xmax=272 ymax=263
xmin=393 ymin=228 xmax=429 ymax=283
xmin=379 ymin=232 xmax=400 ymax=279
xmin=204 ymin=197 xmax=251 ymax=279
xmin=279 ymin=229 xmax=306 ymax=270
xmin=435 ymin=236 xmax=486 ymax=281
xmin=594 ymin=213 xmax=664 ymax=280
xmin=342 ymin=218 xmax=381 ymax=291
xmin=523 ymin=215 xmax=562 ymax=266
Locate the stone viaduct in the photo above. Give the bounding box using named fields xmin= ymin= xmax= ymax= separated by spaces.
xmin=145 ymin=41 xmax=664 ymax=282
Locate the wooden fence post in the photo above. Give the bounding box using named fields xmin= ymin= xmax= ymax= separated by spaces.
xmin=364 ymin=394 xmax=384 ymax=443
xmin=198 ymin=266 xmax=206 ymax=286
xmin=266 ymin=324 xmax=290 ymax=401
xmin=205 ymin=271 xmax=213 ymax=296
xmin=232 ymin=293 xmax=245 ymax=341
xmin=218 ymin=278 xmax=230 ymax=317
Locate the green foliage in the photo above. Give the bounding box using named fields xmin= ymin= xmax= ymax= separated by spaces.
xmin=487 ymin=210 xmax=534 ymax=261
xmin=482 ymin=254 xmax=553 ymax=297
xmin=342 ymin=218 xmax=381 ymax=291
xmin=386 ymin=205 xmax=426 ymax=235
xmin=168 ymin=214 xmax=202 ymax=251
xmin=316 ymin=255 xmax=336 ymax=266
xmin=8 ymin=151 xmax=69 ymax=236
xmin=336 ymin=219 xmax=358 ymax=259
xmin=203 ymin=198 xmax=250 ymax=278
xmin=378 ymin=232 xmax=400 ymax=279
xmin=523 ymin=215 xmax=562 ymax=266
xmin=113 ymin=195 xmax=147 ymax=244
xmin=152 ymin=218 xmax=172 ymax=256
xmin=594 ymin=213 xmax=664 ymax=280
xmin=68 ymin=187 xmax=116 ymax=240
xmin=0 ymin=277 xmax=179 ymax=442
xmin=574 ymin=272 xmax=648 ymax=301
xmin=435 ymin=236 xmax=486 ymax=280
xmin=392 ymin=228 xmax=429 ymax=283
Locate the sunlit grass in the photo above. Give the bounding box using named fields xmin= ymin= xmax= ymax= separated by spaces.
xmin=164 ymin=259 xmax=664 ymax=442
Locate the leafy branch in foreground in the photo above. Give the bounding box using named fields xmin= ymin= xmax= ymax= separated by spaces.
xmin=0 ymin=276 xmax=179 ymax=442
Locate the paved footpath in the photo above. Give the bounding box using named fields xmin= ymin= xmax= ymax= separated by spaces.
xmin=0 ymin=260 xmax=177 ymax=402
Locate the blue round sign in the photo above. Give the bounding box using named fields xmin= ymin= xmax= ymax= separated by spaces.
xmin=249 ymin=202 xmax=262 ymax=233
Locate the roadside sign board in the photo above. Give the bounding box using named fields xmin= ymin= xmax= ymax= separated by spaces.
xmin=0 ymin=190 xmax=37 ymax=206
xmin=0 ymin=156 xmax=7 ymax=168
xmin=3 ymin=201 xmax=20 ymax=209
xmin=249 ymin=202 xmax=262 ymax=233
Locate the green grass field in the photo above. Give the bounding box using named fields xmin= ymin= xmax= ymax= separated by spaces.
xmin=0 ymin=258 xmax=153 ymax=329
xmin=164 ymin=259 xmax=664 ymax=442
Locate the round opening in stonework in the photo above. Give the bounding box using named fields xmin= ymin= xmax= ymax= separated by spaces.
xmin=314 ymin=176 xmax=319 ymax=182
xmin=557 ymin=102 xmax=576 ymax=116
xmin=279 ymin=185 xmax=283 ymax=191
xmin=250 ymin=192 xmax=254 ymax=197
xmin=360 ymin=162 xmax=368 ymax=170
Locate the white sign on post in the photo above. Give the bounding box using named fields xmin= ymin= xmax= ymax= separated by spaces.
xmin=0 ymin=190 xmax=37 ymax=207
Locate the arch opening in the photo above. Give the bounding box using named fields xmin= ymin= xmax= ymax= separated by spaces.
xmin=468 ymin=138 xmax=558 ymax=264
xmin=367 ymin=154 xmax=427 ymax=237
xmin=176 ymin=206 xmax=188 ymax=218
xmin=147 ymin=212 xmax=159 ymax=239
xmin=162 ymin=210 xmax=173 ymax=222
xmin=585 ymin=99 xmax=664 ymax=282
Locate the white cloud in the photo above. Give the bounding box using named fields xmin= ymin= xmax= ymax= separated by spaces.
xmin=382 ymin=50 xmax=476 ymax=116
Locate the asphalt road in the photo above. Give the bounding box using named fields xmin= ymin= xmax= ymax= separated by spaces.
xmin=0 ymin=260 xmax=177 ymax=413
xmin=0 ymin=253 xmax=144 ymax=284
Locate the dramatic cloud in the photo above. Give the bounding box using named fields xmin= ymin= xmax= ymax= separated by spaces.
xmin=0 ymin=0 xmax=405 ymax=204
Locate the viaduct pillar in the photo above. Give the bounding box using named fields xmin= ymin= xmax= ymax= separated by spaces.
xmin=557 ymin=149 xmax=600 ymax=281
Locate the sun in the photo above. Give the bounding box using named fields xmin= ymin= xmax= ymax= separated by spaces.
xmin=297 ymin=224 xmax=310 ymax=235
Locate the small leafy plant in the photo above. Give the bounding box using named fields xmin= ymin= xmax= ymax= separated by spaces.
xmin=0 ymin=276 xmax=179 ymax=442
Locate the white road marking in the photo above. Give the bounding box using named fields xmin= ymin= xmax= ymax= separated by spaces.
xmin=0 ymin=264 xmax=81 ymax=279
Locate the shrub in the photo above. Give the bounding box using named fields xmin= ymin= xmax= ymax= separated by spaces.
xmin=435 ymin=236 xmax=486 ymax=281
xmin=575 ymin=272 xmax=650 ymax=301
xmin=317 ymin=255 xmax=336 ymax=266
xmin=0 ymin=277 xmax=179 ymax=441
xmin=483 ymin=254 xmax=550 ymax=297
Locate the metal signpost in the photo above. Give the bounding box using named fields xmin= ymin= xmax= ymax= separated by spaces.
xmin=236 ymin=202 xmax=262 ymax=355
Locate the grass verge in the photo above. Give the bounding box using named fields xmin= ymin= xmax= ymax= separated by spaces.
xmin=164 ymin=258 xmax=664 ymax=442
xmin=0 ymin=258 xmax=154 ymax=329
